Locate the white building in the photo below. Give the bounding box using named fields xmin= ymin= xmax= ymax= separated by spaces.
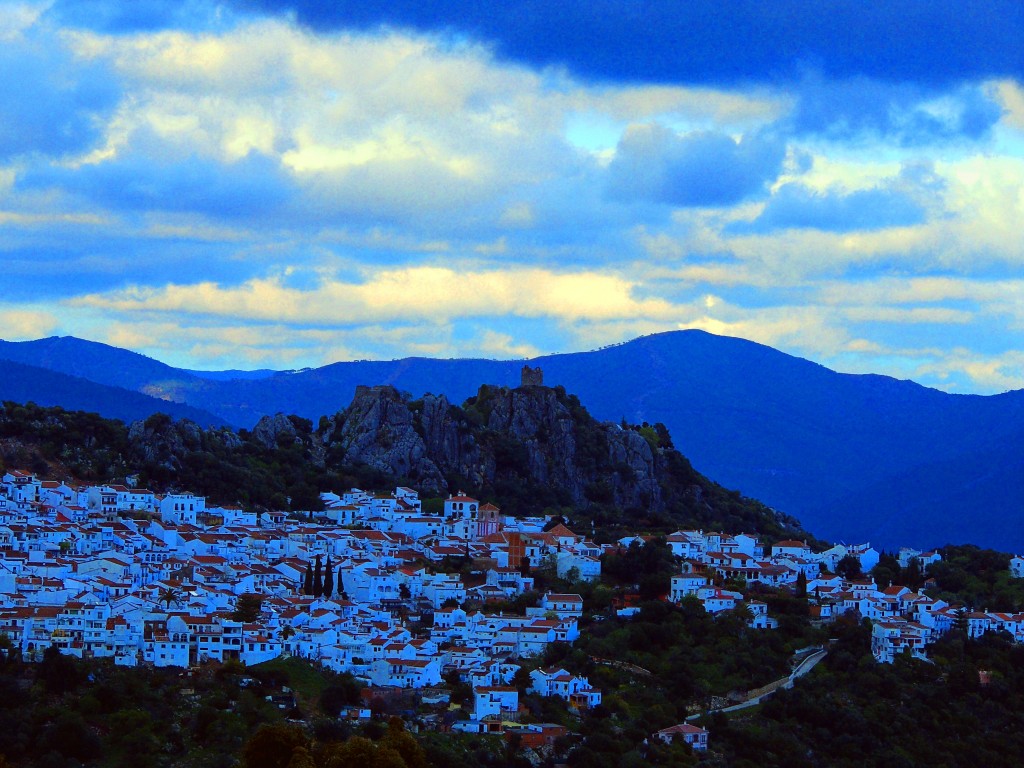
xmin=1010 ymin=556 xmax=1024 ymax=579
xmin=160 ymin=494 xmax=205 ymax=526
xmin=651 ymin=723 xmax=709 ymax=751
xmin=473 ymin=686 xmax=519 ymax=719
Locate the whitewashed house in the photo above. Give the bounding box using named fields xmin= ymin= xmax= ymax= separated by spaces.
xmin=160 ymin=494 xmax=205 ymax=526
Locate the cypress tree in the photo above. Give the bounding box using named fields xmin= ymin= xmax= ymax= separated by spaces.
xmin=313 ymin=555 xmax=323 ymax=598
xmin=302 ymin=563 xmax=314 ymax=596
xmin=338 ymin=565 xmax=347 ymax=600
xmin=796 ymin=570 xmax=808 ymax=599
xmin=322 ymin=556 xmax=334 ymax=596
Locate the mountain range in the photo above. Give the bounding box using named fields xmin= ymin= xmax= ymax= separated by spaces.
xmin=0 ymin=331 xmax=1021 ymax=552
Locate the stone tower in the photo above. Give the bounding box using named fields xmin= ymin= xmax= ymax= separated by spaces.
xmin=521 ymin=365 xmax=543 ymax=386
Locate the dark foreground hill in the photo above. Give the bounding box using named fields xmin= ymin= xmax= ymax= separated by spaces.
xmin=2 ymin=331 xmax=1023 ymax=550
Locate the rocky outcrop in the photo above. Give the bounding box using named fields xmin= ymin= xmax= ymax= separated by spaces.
xmin=312 ymin=383 xmax=668 ymax=514
xmin=128 ymin=415 xmax=241 ymax=472
xmin=251 ymin=413 xmax=301 ymax=450
xmin=604 ymin=424 xmax=662 ymax=509
xmin=121 ymin=383 xmax=667 ymax=511
xmin=322 ymin=385 xmax=447 ymax=492
xmin=417 ymin=394 xmax=487 ymax=487
xmin=128 ymin=416 xmax=202 ymax=471
xmin=486 ymin=386 xmax=580 ymax=490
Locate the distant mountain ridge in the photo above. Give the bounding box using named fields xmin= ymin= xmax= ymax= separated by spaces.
xmin=1 ymin=331 xmax=1022 ymax=551
xmin=0 ymin=336 xmax=203 ymax=393
xmin=0 ymin=358 xmax=226 ymax=427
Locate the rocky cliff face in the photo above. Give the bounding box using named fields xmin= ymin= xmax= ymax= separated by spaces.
xmin=417 ymin=393 xmax=488 ymax=487
xmin=251 ymin=413 xmax=302 ymax=450
xmin=605 ymin=425 xmax=662 ymax=509
xmin=307 ymin=383 xmax=666 ymax=514
xmin=318 ymin=385 xmax=447 ymax=492
xmin=128 ymin=413 xmax=242 ymax=472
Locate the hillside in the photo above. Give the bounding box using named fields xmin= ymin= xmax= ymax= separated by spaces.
xmin=0 ymin=359 xmax=226 ymax=428
xmin=0 ymin=383 xmax=808 ymax=543
xmin=0 ymin=336 xmax=207 ymax=400
xmin=3 ymin=330 xmax=1023 ymax=550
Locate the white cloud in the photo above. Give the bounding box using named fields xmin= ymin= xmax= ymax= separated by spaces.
xmin=914 ymin=349 xmax=1024 ymax=393
xmin=840 ymin=306 xmax=973 ymax=324
xmin=70 ymin=266 xmax=680 ymax=325
xmin=0 ymin=2 xmax=45 ymax=42
xmin=993 ymin=79 xmax=1024 ymax=131
xmin=0 ymin=307 xmax=59 ymax=340
xmin=816 ymin=276 xmax=1024 ymax=307
xmin=475 ymin=330 xmax=543 ymax=359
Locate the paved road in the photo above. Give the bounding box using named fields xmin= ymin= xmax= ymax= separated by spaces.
xmin=687 ymin=648 xmax=828 ymax=719
xmin=785 ymin=649 xmax=828 ymax=686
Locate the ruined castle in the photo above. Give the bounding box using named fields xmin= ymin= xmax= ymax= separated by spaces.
xmin=520 ymin=365 xmax=543 ymax=387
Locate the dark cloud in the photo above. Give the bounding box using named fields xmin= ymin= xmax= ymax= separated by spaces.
xmin=17 ymin=151 xmax=295 ymax=220
xmin=220 ymin=0 xmax=1023 ymax=86
xmin=0 ymin=33 xmax=120 ymax=161
xmin=791 ymin=77 xmax=1004 ymax=144
xmin=0 ymin=244 xmax=257 ymax=298
xmin=731 ymin=183 xmax=927 ymax=234
xmin=606 ymin=125 xmax=785 ymax=208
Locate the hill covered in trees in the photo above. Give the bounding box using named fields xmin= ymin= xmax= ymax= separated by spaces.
xmin=0 ymin=381 xmax=807 ymax=542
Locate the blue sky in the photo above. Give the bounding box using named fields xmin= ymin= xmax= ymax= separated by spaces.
xmin=2 ymin=1 xmax=1023 ymax=392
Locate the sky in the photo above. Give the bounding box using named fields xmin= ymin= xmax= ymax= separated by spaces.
xmin=1 ymin=1 xmax=1023 ymax=392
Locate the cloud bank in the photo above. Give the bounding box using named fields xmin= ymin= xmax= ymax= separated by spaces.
xmin=0 ymin=2 xmax=1021 ymax=394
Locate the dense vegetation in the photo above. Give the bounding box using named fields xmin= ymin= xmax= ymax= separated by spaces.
xmin=0 ymin=401 xmax=130 ymax=481
xmin=0 ymin=648 xmax=361 ymax=768
xmin=712 ymin=620 xmax=1024 ymax=767
xmin=0 ymin=647 xmax=532 ymax=768
xmin=926 ymin=545 xmax=1024 ymax=611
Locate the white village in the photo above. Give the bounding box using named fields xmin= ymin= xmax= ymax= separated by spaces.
xmin=0 ymin=467 xmax=1020 ymax=748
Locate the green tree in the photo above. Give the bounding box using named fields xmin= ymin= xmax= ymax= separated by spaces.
xmin=313 ymin=555 xmax=324 ymax=598
xmin=902 ymin=557 xmax=924 ymax=590
xmin=871 ymin=552 xmax=901 ymax=587
xmin=320 ymin=736 xmax=378 ymax=768
xmin=795 ymin=570 xmax=808 ymax=598
xmin=44 ymin=710 xmax=102 ymax=762
xmin=836 ymin=555 xmax=863 ymax=581
xmin=952 ymin=607 xmax=970 ymax=635
xmin=233 ymin=593 xmax=265 ymax=623
xmin=107 ymin=708 xmax=161 ymax=766
xmin=337 ymin=565 xmax=347 ymax=599
xmin=286 ymin=745 xmax=316 ymax=768
xmin=158 ymin=586 xmax=180 ymax=610
xmin=37 ymin=644 xmax=80 ymax=695
xmin=322 ymin=555 xmax=334 ymax=596
xmin=0 ymin=633 xmax=16 ymax=666
xmin=383 ymin=717 xmax=427 ymax=768
xmin=241 ymin=723 xmax=309 ymax=768
xmin=319 ymin=675 xmax=362 ymax=717
xmin=303 ymin=563 xmax=314 ymax=596
xmin=280 ymin=624 xmax=296 ymax=646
